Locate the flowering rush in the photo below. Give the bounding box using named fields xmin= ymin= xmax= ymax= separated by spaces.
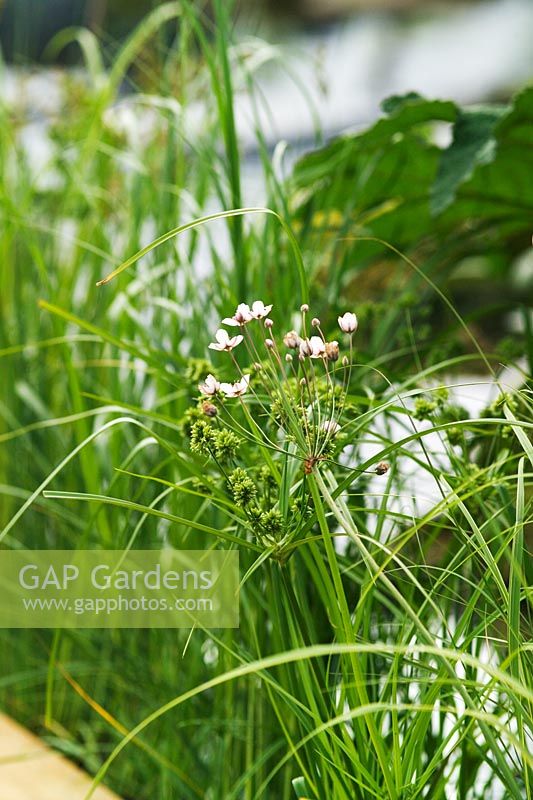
xmin=197 ymin=299 xmax=360 ymax=473
xmin=208 ymin=329 xmax=243 ymax=352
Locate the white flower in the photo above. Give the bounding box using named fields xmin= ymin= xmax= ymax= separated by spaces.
xmin=309 ymin=336 xmax=326 ymax=358
xmin=338 ymin=312 xmax=358 ymax=333
xmin=299 ymin=338 xmax=312 ymax=358
xmin=198 ymin=374 xmax=220 ymax=396
xmin=208 ymin=329 xmax=243 ymax=352
xmin=222 ymin=303 xmax=253 ymax=327
xmin=250 ymin=300 xmax=273 ymax=319
xmin=322 ymin=419 xmax=341 ymax=436
xmin=220 ymin=374 xmax=251 ymax=398
xmin=299 ymin=337 xmax=325 ymax=359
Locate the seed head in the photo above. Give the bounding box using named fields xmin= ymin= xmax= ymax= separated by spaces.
xmin=213 ymin=429 xmax=241 ymax=462
xmin=190 ymin=420 xmax=215 ymax=456
xmin=228 ymin=468 xmax=257 ymax=507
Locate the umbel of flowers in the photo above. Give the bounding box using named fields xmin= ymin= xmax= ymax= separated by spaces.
xmin=185 ymin=300 xmax=379 ymax=555
xmin=192 ymin=300 xmax=357 ymax=473
xmin=193 ymin=300 xmax=357 ymax=466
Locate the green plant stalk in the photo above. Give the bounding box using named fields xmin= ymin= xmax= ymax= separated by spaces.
xmin=308 ymin=473 xmax=397 ymax=799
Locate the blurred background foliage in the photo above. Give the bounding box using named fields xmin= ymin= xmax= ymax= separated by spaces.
xmin=290 ymin=88 xmax=533 ymax=367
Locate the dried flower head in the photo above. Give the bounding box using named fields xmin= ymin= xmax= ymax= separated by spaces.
xmin=325 ymin=341 xmax=339 ymax=362
xmin=283 ymin=330 xmax=301 ymax=349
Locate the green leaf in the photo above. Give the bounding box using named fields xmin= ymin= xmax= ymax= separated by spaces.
xmin=290 ymin=86 xmax=533 ymax=322
xmin=431 ymin=105 xmax=506 ymax=214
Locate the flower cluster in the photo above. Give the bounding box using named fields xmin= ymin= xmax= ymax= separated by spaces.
xmin=196 ymin=299 xmax=359 ymax=469
xmin=184 ymin=300 xmax=366 ymax=558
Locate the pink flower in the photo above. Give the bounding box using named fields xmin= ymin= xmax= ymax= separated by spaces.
xmin=208 ymin=329 xmax=243 ymax=352
xmin=222 ymin=303 xmax=253 ymax=327
xmin=309 ymin=336 xmax=326 ymax=358
xmin=338 ymin=312 xmax=358 ymax=333
xmin=198 ymin=374 xmax=220 ymax=396
xmin=250 ymin=300 xmax=273 ymax=319
xmin=220 ymin=374 xmax=251 ymax=398
xmin=299 ymin=338 xmax=312 ymax=358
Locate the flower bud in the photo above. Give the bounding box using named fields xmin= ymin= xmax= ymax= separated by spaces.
xmin=300 ymin=303 xmax=309 ymax=313
xmin=311 ymin=317 xmax=320 ymax=327
xmin=338 ymin=312 xmax=358 ymax=334
xmin=265 ymin=338 xmax=274 ymax=348
xmin=285 ymin=353 xmax=293 ymax=363
xmin=265 ymin=318 xmax=274 ymax=329
xmin=202 ymin=401 xmax=218 ymax=418
xmin=342 ymin=356 xmax=349 ymax=367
